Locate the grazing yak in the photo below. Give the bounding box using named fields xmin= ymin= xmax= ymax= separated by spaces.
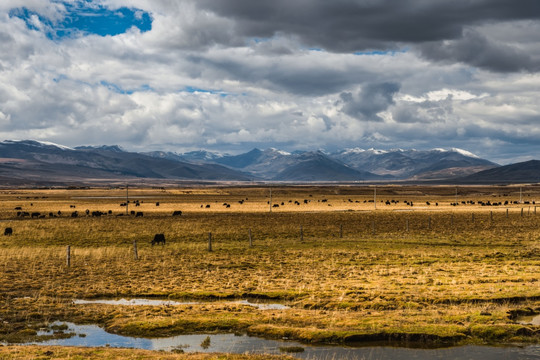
xmin=172 ymin=211 xmax=182 ymax=216
xmin=4 ymin=227 xmax=12 ymax=236
xmin=135 ymin=212 xmax=143 ymax=217
xmin=151 ymin=233 xmax=166 ymax=246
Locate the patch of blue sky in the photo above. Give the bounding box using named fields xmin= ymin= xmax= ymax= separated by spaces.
xmin=53 ymin=74 xmax=69 ymax=83
xmin=354 ymin=48 xmax=408 ymax=56
xmin=252 ymin=37 xmax=271 ymax=44
xmin=100 ymin=81 xmax=154 ymax=95
xmin=9 ymin=1 xmax=151 ymax=39
xmin=183 ymin=86 xmax=229 ymax=97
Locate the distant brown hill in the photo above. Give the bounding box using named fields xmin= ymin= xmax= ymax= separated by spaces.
xmin=456 ymin=160 xmax=540 ymax=183
xmin=0 ymin=140 xmax=251 ymax=186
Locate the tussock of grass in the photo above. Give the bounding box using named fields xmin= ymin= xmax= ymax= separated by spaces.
xmin=0 ymin=345 xmax=293 ymax=359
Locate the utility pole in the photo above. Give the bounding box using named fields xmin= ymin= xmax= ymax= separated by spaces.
xmin=126 ymin=184 xmax=129 ymax=215
xmin=520 ymin=187 xmax=523 ymax=204
xmin=269 ymin=187 xmax=272 ymax=213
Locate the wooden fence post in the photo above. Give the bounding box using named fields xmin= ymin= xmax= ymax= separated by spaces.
xmin=521 ymin=208 xmax=524 ymax=217
xmin=406 ymin=218 xmax=409 ymax=232
xmin=506 ymin=208 xmax=509 ymax=219
xmin=340 ymin=224 xmax=343 ymax=238
xmin=66 ymin=245 xmax=71 ymax=267
xmin=490 ymin=211 xmax=493 ymax=222
xmin=450 ymin=214 xmax=454 ymax=226
xmin=208 ymin=232 xmax=213 ymax=252
xmin=249 ymin=228 xmax=253 ymax=248
xmin=133 ymin=240 xmax=138 ymax=260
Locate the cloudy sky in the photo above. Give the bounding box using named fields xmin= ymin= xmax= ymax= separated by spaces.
xmin=1 ymin=0 xmax=540 ymax=163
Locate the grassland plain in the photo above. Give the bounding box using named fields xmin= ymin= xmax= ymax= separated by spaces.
xmin=0 ymin=185 xmax=539 ymax=358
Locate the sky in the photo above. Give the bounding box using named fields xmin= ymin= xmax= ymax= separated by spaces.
xmin=1 ymin=1 xmax=540 ymax=164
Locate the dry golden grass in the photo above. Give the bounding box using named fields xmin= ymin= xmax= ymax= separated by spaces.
xmin=0 ymin=345 xmax=293 ymax=359
xmin=0 ymin=185 xmax=539 ymax=351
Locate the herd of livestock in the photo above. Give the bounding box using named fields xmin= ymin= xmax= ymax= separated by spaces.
xmin=4 ymin=194 xmax=536 ymax=244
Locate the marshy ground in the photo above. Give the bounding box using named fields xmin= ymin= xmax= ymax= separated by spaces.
xmin=0 ymin=184 xmax=539 ymax=358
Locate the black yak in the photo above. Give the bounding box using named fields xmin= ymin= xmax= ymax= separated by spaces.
xmin=151 ymin=233 xmax=166 ymax=245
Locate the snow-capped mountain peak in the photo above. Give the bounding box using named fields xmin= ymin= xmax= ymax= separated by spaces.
xmin=431 ymin=147 xmax=479 ymax=158
xmin=267 ymin=147 xmax=291 ymax=156
xmin=182 ymin=150 xmax=224 ymax=160
xmin=330 ymin=146 xmax=495 ymax=179
xmin=450 ymin=148 xmax=479 ymax=158
xmin=366 ymin=148 xmax=388 ymax=155
xmin=1 ymin=139 xmax=74 ymax=150
xmin=342 ymin=147 xmax=366 ymax=154
xmin=76 ymin=145 xmax=125 ymax=152
xmin=341 ymin=147 xmax=389 ymax=155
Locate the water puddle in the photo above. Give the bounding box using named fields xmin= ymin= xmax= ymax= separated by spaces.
xmin=73 ymin=298 xmax=289 ymax=310
xmin=28 ymin=322 xmax=540 ymax=360
xmin=517 ymin=314 xmax=540 ymax=326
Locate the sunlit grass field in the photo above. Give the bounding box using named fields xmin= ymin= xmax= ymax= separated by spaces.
xmin=0 ymin=184 xmax=539 ymax=356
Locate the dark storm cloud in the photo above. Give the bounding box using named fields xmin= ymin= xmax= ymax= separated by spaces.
xmin=188 ymin=54 xmax=374 ymax=96
xmin=340 ymin=82 xmax=400 ymax=121
xmin=418 ymin=30 xmax=540 ymax=73
xmin=195 ymin=0 xmax=540 ymax=51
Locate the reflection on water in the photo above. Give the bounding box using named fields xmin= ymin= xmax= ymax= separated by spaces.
xmin=73 ymin=298 xmax=289 ymax=310
xmin=30 ymin=322 xmax=540 ymax=360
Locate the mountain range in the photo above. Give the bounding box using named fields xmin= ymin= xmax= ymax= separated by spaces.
xmin=0 ymin=140 xmax=250 ymax=186
xmin=0 ymin=139 xmax=536 ymax=185
xmin=146 ymin=146 xmax=497 ymax=181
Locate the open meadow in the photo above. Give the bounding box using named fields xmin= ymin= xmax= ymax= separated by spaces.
xmin=0 ymin=184 xmax=539 ymax=358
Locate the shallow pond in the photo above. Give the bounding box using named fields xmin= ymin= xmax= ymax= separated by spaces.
xmin=29 ymin=322 xmax=540 ymax=360
xmin=73 ymin=298 xmax=289 ymax=310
